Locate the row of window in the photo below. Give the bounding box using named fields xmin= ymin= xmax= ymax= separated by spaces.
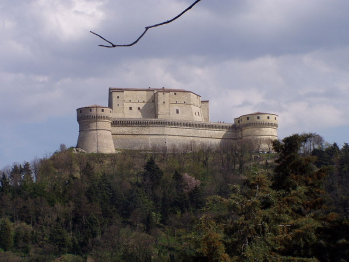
xmin=79 ymin=109 xmax=111 ymax=113
xmin=129 ymin=107 xmax=142 ymax=111
xmin=237 ymin=116 xmax=277 ymax=124
xmin=115 ymin=96 xmax=197 ymax=105
xmin=127 ymin=106 xmax=181 ymax=114
xmin=116 ymin=101 xmax=193 ymax=105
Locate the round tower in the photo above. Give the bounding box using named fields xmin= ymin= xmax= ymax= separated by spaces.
xmin=234 ymin=112 xmax=279 ymax=151
xmin=76 ymin=105 xmax=115 ymax=153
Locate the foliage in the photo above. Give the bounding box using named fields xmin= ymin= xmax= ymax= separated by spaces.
xmin=0 ymin=137 xmax=348 ymax=261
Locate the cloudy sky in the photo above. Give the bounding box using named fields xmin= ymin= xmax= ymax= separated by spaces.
xmin=1 ymin=0 xmax=349 ymax=167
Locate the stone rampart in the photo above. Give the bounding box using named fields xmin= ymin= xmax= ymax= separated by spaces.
xmin=111 ymin=118 xmax=237 ymax=151
xmin=76 ymin=89 xmax=279 ymax=153
xmin=76 ymin=105 xmax=115 ymax=153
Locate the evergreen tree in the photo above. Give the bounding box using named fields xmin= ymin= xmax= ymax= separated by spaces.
xmin=143 ymin=157 xmax=163 ymax=190
xmin=0 ymin=219 xmax=13 ymax=251
xmin=0 ymin=174 xmax=10 ymax=195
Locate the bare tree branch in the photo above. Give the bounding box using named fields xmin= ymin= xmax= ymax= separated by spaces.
xmin=90 ymin=0 xmax=202 ymax=48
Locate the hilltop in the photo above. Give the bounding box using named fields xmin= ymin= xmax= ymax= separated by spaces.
xmin=0 ymin=134 xmax=349 ymax=261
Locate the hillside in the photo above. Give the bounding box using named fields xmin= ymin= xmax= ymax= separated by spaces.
xmin=0 ymin=134 xmax=348 ymax=261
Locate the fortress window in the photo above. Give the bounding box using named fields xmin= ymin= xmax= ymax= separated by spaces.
xmin=117 ymin=96 xmax=119 ymax=99
xmin=101 ymin=109 xmax=104 ymax=112
xmin=176 ymin=109 xmax=179 ymax=114
xmin=138 ymin=107 xmax=141 ymax=110
xmin=174 ymin=93 xmax=177 ymax=95
xmin=247 ymin=117 xmax=249 ymax=120
xmin=129 ymin=107 xmax=132 ymax=110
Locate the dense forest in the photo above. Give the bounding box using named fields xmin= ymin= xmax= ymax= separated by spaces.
xmin=0 ymin=134 xmax=349 ymax=261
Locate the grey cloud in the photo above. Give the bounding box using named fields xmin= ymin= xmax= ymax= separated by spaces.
xmin=1 ymin=0 xmax=349 ymax=167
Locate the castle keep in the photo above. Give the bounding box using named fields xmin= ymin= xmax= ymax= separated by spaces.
xmin=76 ymin=88 xmax=278 ymax=153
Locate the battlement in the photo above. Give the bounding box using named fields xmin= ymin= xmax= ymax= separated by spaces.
xmin=112 ymin=118 xmax=234 ymax=130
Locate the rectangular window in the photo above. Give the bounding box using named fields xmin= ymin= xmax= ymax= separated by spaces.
xmin=117 ymin=104 xmax=119 ymax=106
xmin=176 ymin=109 xmax=179 ymax=114
xmin=247 ymin=117 xmax=249 ymax=120
xmin=79 ymin=110 xmax=82 ymax=113
xmin=129 ymin=107 xmax=132 ymax=110
xmin=138 ymin=107 xmax=141 ymax=110
xmin=117 ymin=96 xmax=119 ymax=99
xmin=101 ymin=109 xmax=104 ymax=112
xmin=267 ymin=116 xmax=270 ymax=119
xmin=90 ymin=109 xmax=92 ymax=112
xmin=257 ymin=116 xmax=260 ymax=119
xmin=174 ymin=93 xmax=177 ymax=95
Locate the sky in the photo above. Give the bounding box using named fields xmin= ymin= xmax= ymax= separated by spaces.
xmin=1 ymin=0 xmax=349 ymax=168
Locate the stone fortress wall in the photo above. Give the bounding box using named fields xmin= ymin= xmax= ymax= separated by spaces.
xmin=76 ymin=105 xmax=115 ymax=153
xmin=76 ymin=88 xmax=279 ymax=153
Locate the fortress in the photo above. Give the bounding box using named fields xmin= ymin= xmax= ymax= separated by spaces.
xmin=76 ymin=87 xmax=279 ymax=153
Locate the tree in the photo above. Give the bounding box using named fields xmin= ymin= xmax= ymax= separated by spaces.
xmin=142 ymin=157 xmax=164 ymax=195
xmin=0 ymin=219 xmax=13 ymax=251
xmin=22 ymin=162 xmax=33 ymax=185
xmin=0 ymin=173 xmax=10 ymax=195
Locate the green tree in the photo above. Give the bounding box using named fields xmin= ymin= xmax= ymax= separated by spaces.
xmin=0 ymin=174 xmax=10 ymax=195
xmin=0 ymin=219 xmax=13 ymax=251
xmin=143 ymin=157 xmax=164 ymax=191
xmin=49 ymin=222 xmax=72 ymax=254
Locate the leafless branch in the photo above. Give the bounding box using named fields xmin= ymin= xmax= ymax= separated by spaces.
xmin=90 ymin=0 xmax=202 ymax=48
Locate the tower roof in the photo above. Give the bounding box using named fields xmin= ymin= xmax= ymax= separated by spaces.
xmin=109 ymin=87 xmax=201 ymax=97
xmin=238 ymin=112 xmax=278 ymax=117
xmin=77 ymin=105 xmax=111 ymax=110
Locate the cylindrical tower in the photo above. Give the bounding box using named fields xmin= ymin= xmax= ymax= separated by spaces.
xmin=76 ymin=105 xmax=115 ymax=153
xmin=234 ymin=112 xmax=279 ymax=151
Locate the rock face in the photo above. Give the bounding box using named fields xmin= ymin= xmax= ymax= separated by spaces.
xmin=76 ymin=88 xmax=278 ymax=153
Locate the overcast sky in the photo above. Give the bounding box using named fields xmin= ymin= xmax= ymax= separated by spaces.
xmin=1 ymin=0 xmax=349 ymax=168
